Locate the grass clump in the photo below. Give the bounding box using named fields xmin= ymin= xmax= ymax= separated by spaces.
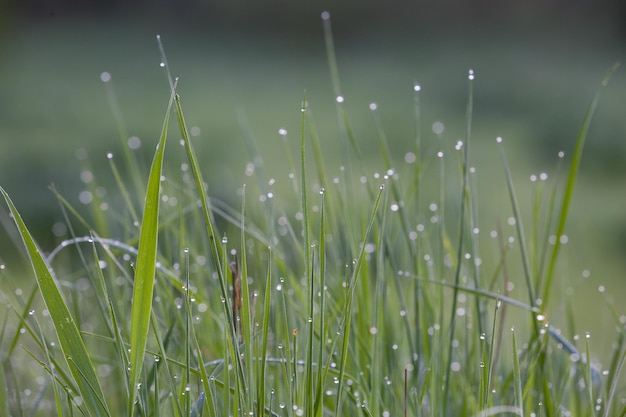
xmin=1 ymin=13 xmax=624 ymax=417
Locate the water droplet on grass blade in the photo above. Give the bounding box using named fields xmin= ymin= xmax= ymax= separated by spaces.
xmin=100 ymin=72 xmax=111 ymax=83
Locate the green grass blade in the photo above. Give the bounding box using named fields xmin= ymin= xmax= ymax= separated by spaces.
xmin=0 ymin=347 xmax=9 ymax=417
xmin=603 ymin=347 xmax=626 ymax=417
xmin=443 ymin=69 xmax=474 ymax=416
xmin=258 ymin=248 xmax=273 ymax=416
xmin=511 ymin=328 xmax=524 ymax=417
xmin=541 ymin=63 xmax=620 ymax=308
xmin=239 ymin=185 xmax=254 ymax=412
xmin=127 ymin=85 xmax=175 ymax=416
xmin=0 ymin=187 xmax=110 ymax=417
xmin=299 ymin=90 xmax=316 ymax=417
xmin=313 ymin=190 xmax=327 ymax=417
xmin=335 ymin=184 xmax=384 ymax=415
xmin=496 ymin=138 xmax=536 ymax=309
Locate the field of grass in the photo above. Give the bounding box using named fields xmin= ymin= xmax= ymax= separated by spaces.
xmin=1 ymin=12 xmax=625 ymax=417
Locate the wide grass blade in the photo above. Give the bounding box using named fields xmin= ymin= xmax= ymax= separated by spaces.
xmin=0 ymin=187 xmax=111 ymax=417
xmin=127 ymin=84 xmax=176 ymax=416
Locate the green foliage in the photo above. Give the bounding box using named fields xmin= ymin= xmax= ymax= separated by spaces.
xmin=0 ymin=17 xmax=624 ymax=417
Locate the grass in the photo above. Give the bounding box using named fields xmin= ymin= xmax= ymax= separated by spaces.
xmin=1 ymin=13 xmax=625 ymax=417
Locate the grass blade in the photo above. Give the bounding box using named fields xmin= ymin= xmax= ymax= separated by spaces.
xmin=258 ymin=248 xmax=273 ymax=416
xmin=127 ymin=84 xmax=176 ymax=415
xmin=511 ymin=328 xmax=524 ymax=417
xmin=0 ymin=347 xmax=9 ymax=417
xmin=443 ymin=69 xmax=474 ymax=416
xmin=335 ymin=184 xmax=384 ymax=415
xmin=0 ymin=187 xmax=111 ymax=416
xmin=540 ymin=63 xmax=620 ymax=308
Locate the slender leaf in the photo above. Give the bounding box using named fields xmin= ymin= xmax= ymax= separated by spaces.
xmin=127 ymin=85 xmax=176 ymax=416
xmin=541 ymin=63 xmax=620 ymax=308
xmin=1 ymin=186 xmax=110 ymax=417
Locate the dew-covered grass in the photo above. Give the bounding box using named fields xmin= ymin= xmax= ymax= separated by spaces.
xmin=1 ymin=13 xmax=625 ymax=417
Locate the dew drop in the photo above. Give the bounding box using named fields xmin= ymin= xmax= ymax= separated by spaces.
xmin=413 ymin=83 xmax=421 ymax=92
xmin=432 ymin=121 xmax=444 ymax=135
xmin=100 ymin=72 xmax=111 ymax=83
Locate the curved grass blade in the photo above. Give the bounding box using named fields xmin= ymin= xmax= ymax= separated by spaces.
xmin=127 ymin=84 xmax=176 ymax=416
xmin=190 ymin=391 xmax=205 ymax=417
xmin=540 ymin=62 xmax=620 ymax=308
xmin=0 ymin=187 xmax=111 ymax=417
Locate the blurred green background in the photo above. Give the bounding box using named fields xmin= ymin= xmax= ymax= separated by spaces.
xmin=1 ymin=1 xmax=625 ymax=357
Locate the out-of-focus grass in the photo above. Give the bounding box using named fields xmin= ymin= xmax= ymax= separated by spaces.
xmin=0 ymin=16 xmax=625 ymax=360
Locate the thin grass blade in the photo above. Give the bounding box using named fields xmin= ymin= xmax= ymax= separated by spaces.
xmin=335 ymin=184 xmax=384 ymax=415
xmin=541 ymin=63 xmax=620 ymax=308
xmin=511 ymin=328 xmax=524 ymax=417
xmin=0 ymin=348 xmax=9 ymax=417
